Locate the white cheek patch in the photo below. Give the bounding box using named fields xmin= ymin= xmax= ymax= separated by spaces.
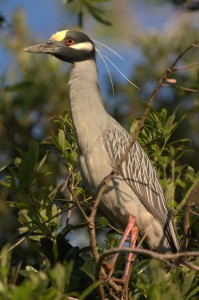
xmin=70 ymin=42 xmax=93 ymax=51
xmin=50 ymin=30 xmax=68 ymax=42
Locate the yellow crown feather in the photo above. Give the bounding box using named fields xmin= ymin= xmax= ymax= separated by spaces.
xmin=50 ymin=30 xmax=68 ymax=42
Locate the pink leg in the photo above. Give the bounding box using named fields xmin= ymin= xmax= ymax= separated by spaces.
xmin=123 ymin=225 xmax=138 ymax=280
xmin=103 ymin=215 xmax=138 ymax=282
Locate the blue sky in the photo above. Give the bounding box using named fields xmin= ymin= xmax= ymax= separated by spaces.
xmin=0 ymin=0 xmax=198 ymax=100
xmin=0 ymin=0 xmax=183 ymax=36
xmin=1 ymin=1 xmax=198 ymax=101
xmin=0 ymin=0 xmax=179 ymax=70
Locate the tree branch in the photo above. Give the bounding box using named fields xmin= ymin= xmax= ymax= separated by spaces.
xmin=96 ymin=248 xmax=199 ymax=281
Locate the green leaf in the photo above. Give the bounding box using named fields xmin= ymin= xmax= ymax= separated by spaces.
xmin=169 ymin=138 xmax=190 ymax=145
xmin=58 ymin=129 xmax=67 ymax=151
xmin=130 ymin=119 xmax=139 ymax=136
xmin=186 ymin=285 xmax=199 ymax=300
xmin=20 ymin=265 xmax=38 ymax=277
xmin=79 ymin=280 xmax=100 ymax=300
xmin=163 ymin=113 xmax=176 ymax=134
xmin=49 ymin=261 xmax=74 ymax=291
xmin=0 ymin=179 xmax=10 ymax=187
xmin=80 ymin=260 xmax=96 ymax=281
xmin=0 ymin=245 xmax=11 ymax=282
xmin=182 ymin=273 xmax=196 ymax=296
xmin=36 ymin=153 xmax=48 ymax=173
xmin=0 ymin=160 xmax=10 ymax=172
xmin=84 ymin=2 xmax=112 ymax=25
xmin=98 ymin=216 xmax=109 ymax=228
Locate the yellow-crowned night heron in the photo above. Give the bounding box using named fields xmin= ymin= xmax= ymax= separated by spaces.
xmin=24 ymin=30 xmax=180 ymax=276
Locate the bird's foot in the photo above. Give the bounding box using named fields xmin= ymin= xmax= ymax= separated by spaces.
xmin=102 ymin=262 xmax=129 ymax=287
xmin=101 ymin=261 xmax=116 ymax=283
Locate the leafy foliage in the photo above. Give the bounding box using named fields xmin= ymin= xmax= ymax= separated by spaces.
xmin=130 ymin=259 xmax=199 ymax=300
xmin=63 ymin=0 xmax=112 ymax=27
xmin=1 ymin=104 xmax=199 ymax=299
xmin=0 ymin=2 xmax=199 ymax=299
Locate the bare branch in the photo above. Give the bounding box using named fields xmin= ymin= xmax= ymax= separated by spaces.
xmin=175 ymin=85 xmax=199 ymax=93
xmin=96 ymin=248 xmax=199 ymax=281
xmin=183 ymin=260 xmax=199 ymax=271
xmin=173 ymin=61 xmax=199 ymax=72
xmin=68 ymin=173 xmax=90 ymax=222
xmin=190 ymin=209 xmax=199 ymax=217
xmin=169 ymin=40 xmax=199 ymax=67
xmin=163 ymin=82 xmax=199 ymax=92
xmin=49 ymin=177 xmax=68 ymax=198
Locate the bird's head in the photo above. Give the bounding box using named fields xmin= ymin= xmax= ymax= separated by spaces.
xmin=23 ymin=30 xmax=95 ymax=63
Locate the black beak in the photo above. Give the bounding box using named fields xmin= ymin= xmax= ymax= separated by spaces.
xmin=23 ymin=42 xmax=61 ymax=54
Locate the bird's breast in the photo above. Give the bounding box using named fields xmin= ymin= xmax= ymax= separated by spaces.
xmin=79 ymin=135 xmax=112 ymax=194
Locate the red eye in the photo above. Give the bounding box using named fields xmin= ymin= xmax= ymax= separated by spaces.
xmin=65 ymin=38 xmax=75 ymax=46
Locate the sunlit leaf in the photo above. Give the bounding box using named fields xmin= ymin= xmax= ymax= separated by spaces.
xmin=0 ymin=160 xmax=10 ymax=172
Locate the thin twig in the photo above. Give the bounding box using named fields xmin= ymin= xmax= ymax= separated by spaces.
xmin=68 ymin=173 xmax=89 ymax=222
xmin=175 ymin=85 xmax=198 ymax=92
xmin=184 ymin=205 xmax=191 ymax=250
xmin=190 ymin=210 xmax=199 ymax=217
xmin=183 ymin=260 xmax=199 ymax=271
xmin=49 ymin=177 xmax=68 ymax=198
xmin=173 ymin=61 xmax=199 ymax=72
xmin=68 ymin=179 xmax=105 ymax=298
xmin=109 ymin=290 xmax=121 ymax=300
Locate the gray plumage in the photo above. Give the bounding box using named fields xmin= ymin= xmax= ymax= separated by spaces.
xmin=69 ymin=60 xmax=180 ymax=253
xmin=23 ymin=29 xmax=181 ymax=253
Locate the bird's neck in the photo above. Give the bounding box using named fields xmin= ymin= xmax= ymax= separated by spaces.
xmin=68 ymin=59 xmax=107 ymax=152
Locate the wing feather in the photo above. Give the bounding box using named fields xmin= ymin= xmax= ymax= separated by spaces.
xmin=104 ymin=126 xmax=180 ymax=251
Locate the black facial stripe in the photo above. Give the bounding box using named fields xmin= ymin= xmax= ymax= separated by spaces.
xmin=64 ymin=30 xmax=94 ymax=45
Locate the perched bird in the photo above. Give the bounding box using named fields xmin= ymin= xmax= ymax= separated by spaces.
xmin=24 ymin=30 xmax=180 ymax=275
